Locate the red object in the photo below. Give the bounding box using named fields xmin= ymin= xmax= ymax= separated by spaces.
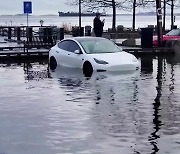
xmin=153 ymin=29 xmax=180 ymax=47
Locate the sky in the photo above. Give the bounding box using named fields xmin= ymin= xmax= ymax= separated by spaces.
xmin=0 ymin=0 xmax=179 ymax=15
xmin=0 ymin=0 xmax=77 ymax=15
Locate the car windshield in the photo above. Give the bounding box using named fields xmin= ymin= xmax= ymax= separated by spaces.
xmin=79 ymin=39 xmax=122 ymax=54
xmin=166 ymin=29 xmax=180 ymax=36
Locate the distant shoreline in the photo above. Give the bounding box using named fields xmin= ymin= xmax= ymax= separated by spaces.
xmin=58 ymin=12 xmax=106 ymax=17
xmin=0 ymin=13 xmax=180 ymax=17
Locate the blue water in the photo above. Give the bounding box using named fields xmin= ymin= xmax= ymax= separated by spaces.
xmin=0 ymin=56 xmax=180 ymax=154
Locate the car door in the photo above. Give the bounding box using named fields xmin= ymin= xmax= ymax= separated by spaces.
xmin=57 ymin=40 xmax=70 ymax=66
xmin=65 ymin=40 xmax=84 ymax=68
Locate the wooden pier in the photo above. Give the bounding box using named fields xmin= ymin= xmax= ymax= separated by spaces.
xmin=0 ymin=26 xmax=64 ymax=46
xmin=0 ymin=50 xmax=49 ymax=62
xmin=0 ymin=46 xmax=174 ymax=62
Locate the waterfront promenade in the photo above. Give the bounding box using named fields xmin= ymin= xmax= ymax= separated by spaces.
xmin=0 ymin=24 xmax=177 ymax=61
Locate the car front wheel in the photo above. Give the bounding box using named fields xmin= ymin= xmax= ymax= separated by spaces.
xmin=49 ymin=56 xmax=57 ymax=70
xmin=83 ymin=61 xmax=93 ymax=77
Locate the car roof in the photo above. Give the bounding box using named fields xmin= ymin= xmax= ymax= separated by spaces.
xmin=64 ymin=36 xmax=108 ymax=42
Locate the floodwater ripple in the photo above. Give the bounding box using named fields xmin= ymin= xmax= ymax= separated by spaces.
xmin=0 ymin=57 xmax=180 ymax=154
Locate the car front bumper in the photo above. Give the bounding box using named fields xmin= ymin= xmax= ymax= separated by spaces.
xmin=94 ymin=62 xmax=140 ymax=72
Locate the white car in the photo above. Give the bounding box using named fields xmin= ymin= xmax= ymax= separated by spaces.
xmin=49 ymin=37 xmax=140 ymax=75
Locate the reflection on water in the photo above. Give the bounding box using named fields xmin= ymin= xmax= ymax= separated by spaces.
xmin=0 ymin=56 xmax=180 ymax=154
xmin=141 ymin=56 xmax=153 ymax=74
xmin=149 ymin=57 xmax=163 ymax=154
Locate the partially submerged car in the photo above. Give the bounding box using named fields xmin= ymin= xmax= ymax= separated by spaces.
xmin=49 ymin=37 xmax=140 ymax=75
xmin=153 ymin=29 xmax=180 ymax=47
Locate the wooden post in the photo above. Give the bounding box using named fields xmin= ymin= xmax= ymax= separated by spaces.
xmin=132 ymin=0 xmax=136 ymax=32
xmin=22 ymin=27 xmax=26 ymax=37
xmin=27 ymin=27 xmax=33 ymax=42
xmin=85 ymin=26 xmax=91 ymax=36
xmin=80 ymin=27 xmax=84 ymax=36
xmin=23 ymin=40 xmax=26 ymax=52
xmin=17 ymin=27 xmax=21 ymax=41
xmin=171 ymin=0 xmax=174 ymax=30
xmin=43 ymin=28 xmax=48 ymax=43
xmin=2 ymin=27 xmax=5 ymax=36
xmin=87 ymin=30 xmax=91 ymax=36
xmin=79 ymin=0 xmax=81 ymax=36
xmin=60 ymin=28 xmax=64 ymax=40
xmin=8 ymin=27 xmax=12 ymax=40
xmin=112 ymin=0 xmax=116 ymax=30
xmin=0 ymin=27 xmax=2 ymax=36
xmin=47 ymin=27 xmax=53 ymax=44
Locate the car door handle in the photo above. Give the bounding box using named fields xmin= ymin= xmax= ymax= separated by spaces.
xmin=56 ymin=51 xmax=59 ymax=53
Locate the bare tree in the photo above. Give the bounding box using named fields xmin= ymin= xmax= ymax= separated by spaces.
xmin=166 ymin=0 xmax=180 ymax=29
xmin=143 ymin=0 xmax=180 ymax=31
xmin=132 ymin=0 xmax=151 ymax=31
xmin=67 ymin=0 xmax=179 ymax=31
xmin=67 ymin=0 xmax=131 ymax=30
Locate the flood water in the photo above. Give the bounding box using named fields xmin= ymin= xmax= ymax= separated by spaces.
xmin=0 ymin=55 xmax=180 ymax=154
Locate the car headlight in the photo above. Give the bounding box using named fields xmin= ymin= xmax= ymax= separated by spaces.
xmin=94 ymin=58 xmax=108 ymax=65
xmin=132 ymin=56 xmax=138 ymax=62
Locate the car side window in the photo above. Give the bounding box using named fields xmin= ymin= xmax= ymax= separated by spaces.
xmin=57 ymin=41 xmax=70 ymax=51
xmin=68 ymin=41 xmax=81 ymax=53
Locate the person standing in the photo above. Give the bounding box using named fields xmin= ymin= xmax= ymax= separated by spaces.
xmin=93 ymin=12 xmax=105 ymax=37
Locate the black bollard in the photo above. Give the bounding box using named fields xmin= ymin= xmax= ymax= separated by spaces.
xmin=47 ymin=27 xmax=53 ymax=44
xmin=26 ymin=27 xmax=33 ymax=42
xmin=141 ymin=56 xmax=153 ymax=73
xmin=85 ymin=26 xmax=91 ymax=36
xmin=80 ymin=27 xmax=84 ymax=36
xmin=8 ymin=27 xmax=12 ymax=39
xmin=0 ymin=27 xmax=2 ymax=36
xmin=60 ymin=28 xmax=64 ymax=40
xmin=2 ymin=27 xmax=5 ymax=36
xmin=141 ymin=28 xmax=153 ymax=48
xmin=87 ymin=29 xmax=91 ymax=36
xmin=43 ymin=28 xmax=48 ymax=43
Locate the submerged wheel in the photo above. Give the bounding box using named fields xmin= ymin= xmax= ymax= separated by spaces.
xmin=83 ymin=61 xmax=93 ymax=77
xmin=49 ymin=57 xmax=57 ymax=70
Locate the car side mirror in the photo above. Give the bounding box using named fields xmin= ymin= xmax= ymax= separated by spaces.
xmin=74 ymin=49 xmax=82 ymax=54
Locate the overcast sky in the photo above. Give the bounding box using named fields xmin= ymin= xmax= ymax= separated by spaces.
xmin=0 ymin=0 xmax=77 ymax=15
xmin=0 ymin=0 xmax=179 ymax=15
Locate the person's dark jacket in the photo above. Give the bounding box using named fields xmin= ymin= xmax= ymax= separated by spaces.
xmin=93 ymin=17 xmax=104 ymax=37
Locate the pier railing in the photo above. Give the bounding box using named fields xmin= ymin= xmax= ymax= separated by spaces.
xmin=0 ymin=26 xmax=65 ymax=50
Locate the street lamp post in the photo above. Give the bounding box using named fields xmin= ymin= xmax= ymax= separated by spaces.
xmin=79 ymin=0 xmax=81 ymax=36
xmin=39 ymin=20 xmax=44 ymax=27
xmin=171 ymin=0 xmax=174 ymax=29
xmin=156 ymin=0 xmax=163 ymax=47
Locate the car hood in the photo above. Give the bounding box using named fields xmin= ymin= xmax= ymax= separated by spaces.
xmin=88 ymin=51 xmax=136 ymax=64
